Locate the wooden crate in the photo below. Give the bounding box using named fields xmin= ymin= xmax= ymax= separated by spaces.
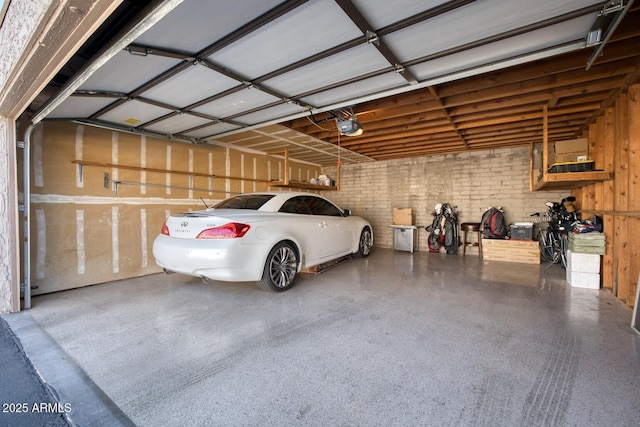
xmin=482 ymin=239 xmax=540 ymax=264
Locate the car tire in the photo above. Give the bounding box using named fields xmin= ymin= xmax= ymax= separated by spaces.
xmin=257 ymin=242 xmax=299 ymax=292
xmin=353 ymin=227 xmax=372 ymax=258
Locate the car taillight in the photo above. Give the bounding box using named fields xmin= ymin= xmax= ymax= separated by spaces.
xmin=196 ymin=222 xmax=250 ymax=239
xmin=161 ymin=222 xmax=170 ymax=236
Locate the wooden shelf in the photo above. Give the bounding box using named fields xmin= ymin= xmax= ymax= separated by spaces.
xmin=529 ymin=106 xmax=611 ymax=191
xmin=268 ymin=181 xmax=337 ymax=191
xmin=266 ymin=149 xmax=339 ymax=191
xmin=531 ymin=170 xmax=612 ymax=191
xmin=71 ymin=160 xmax=269 ymax=183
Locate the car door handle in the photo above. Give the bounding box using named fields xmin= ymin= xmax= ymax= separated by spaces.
xmin=319 ymin=221 xmax=327 ymax=228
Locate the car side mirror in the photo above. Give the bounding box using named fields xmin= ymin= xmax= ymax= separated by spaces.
xmin=343 ymin=209 xmax=351 ymax=217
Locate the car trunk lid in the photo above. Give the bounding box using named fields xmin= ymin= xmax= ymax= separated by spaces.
xmin=163 ymin=209 xmax=274 ymax=239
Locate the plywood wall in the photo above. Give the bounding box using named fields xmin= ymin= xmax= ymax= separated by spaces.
xmin=26 ymin=121 xmax=321 ymax=294
xmin=572 ymin=84 xmax=640 ymax=308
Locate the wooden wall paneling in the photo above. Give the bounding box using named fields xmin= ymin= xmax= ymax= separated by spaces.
xmin=630 ymin=218 xmax=640 ymax=306
xmin=590 ymin=116 xmax=605 ymax=171
xmin=602 ymin=107 xmax=616 ymax=289
xmin=586 ymin=183 xmax=597 ymax=211
xmin=629 ymin=85 xmax=640 ymax=210
xmin=613 ymin=92 xmax=630 ymax=299
xmin=627 ymin=85 xmax=640 ymax=306
xmin=612 ymin=93 xmax=629 ymax=296
xmin=592 ymin=118 xmax=605 ymax=212
xmin=614 ymin=215 xmax=629 ymax=297
xmin=602 ymin=219 xmax=615 ymax=291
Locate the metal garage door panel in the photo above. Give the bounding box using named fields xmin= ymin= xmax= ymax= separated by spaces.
xmin=384 ymin=0 xmax=602 ymax=63
xmin=97 ymin=100 xmax=172 ymax=127
xmin=229 ymin=103 xmax=307 ymax=128
xmin=210 ymin=0 xmax=361 ymax=80
xmin=192 ymin=88 xmax=282 ymax=119
xmin=78 ymin=51 xmax=181 ymax=94
xmin=300 ymin=72 xmax=407 ymax=107
xmin=408 ymin=15 xmax=594 ymax=82
xmin=47 ymin=97 xmax=116 ymax=119
xmin=133 ymin=0 xmax=284 ymax=54
xmin=263 ymin=44 xmax=390 ymax=97
xmin=143 ymin=114 xmax=211 ymax=134
xmin=351 ymin=0 xmax=450 ymax=29
xmin=141 ymin=65 xmax=239 ymax=108
xmin=184 ymin=122 xmax=242 ymax=139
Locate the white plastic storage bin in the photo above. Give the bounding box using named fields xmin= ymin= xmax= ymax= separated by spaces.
xmin=566 ymin=250 xmax=601 ymax=289
xmin=566 ymin=270 xmax=600 ymax=289
xmin=567 ymin=250 xmax=601 ymax=273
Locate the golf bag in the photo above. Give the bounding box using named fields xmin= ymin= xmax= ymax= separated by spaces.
xmin=425 ymin=203 xmax=460 ymax=254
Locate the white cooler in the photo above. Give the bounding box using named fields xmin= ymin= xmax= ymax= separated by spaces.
xmin=566 ymin=250 xmax=601 ymax=289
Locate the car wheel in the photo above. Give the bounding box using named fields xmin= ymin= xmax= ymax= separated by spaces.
xmin=353 ymin=227 xmax=372 ymax=258
xmin=257 ymin=242 xmax=299 ymax=292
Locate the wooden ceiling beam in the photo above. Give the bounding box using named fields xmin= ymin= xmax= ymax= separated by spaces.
xmin=362 ymin=142 xmax=467 ymax=158
xmin=288 ymin=97 xmax=443 ymax=135
xmin=427 ymin=86 xmax=469 ymax=148
xmin=448 ymin=90 xmax=609 ymax=117
xmin=370 ymin=145 xmax=478 ymax=160
xmin=345 ymin=133 xmax=462 ymax=151
xmin=438 ymin=78 xmax=624 ymax=122
xmin=359 ymin=141 xmax=465 ymax=157
xmin=336 ymin=126 xmax=457 ymax=147
xmin=303 ymin=109 xmax=448 ymax=139
xmin=436 ymin=36 xmax=640 ymax=99
xmin=440 ymin=61 xmax=637 ymax=109
xmin=340 ymin=130 xmax=456 ymax=150
xmin=453 ymin=102 xmax=600 ymax=125
xmin=456 ymin=110 xmax=593 ymax=130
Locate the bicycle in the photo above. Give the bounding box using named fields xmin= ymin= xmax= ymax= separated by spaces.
xmin=531 ymin=196 xmax=579 ymax=268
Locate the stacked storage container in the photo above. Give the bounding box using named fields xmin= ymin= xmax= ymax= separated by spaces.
xmin=566 ymin=232 xmax=605 ymax=289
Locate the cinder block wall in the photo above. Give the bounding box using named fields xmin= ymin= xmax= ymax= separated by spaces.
xmin=323 ymin=147 xmax=568 ymax=250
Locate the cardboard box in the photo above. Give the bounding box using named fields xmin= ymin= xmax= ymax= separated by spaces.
xmin=393 ymin=208 xmax=413 ymax=225
xmin=553 ymin=138 xmax=589 ymax=163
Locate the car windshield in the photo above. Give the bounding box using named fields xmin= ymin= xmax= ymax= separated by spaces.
xmin=213 ymin=194 xmax=275 ymax=210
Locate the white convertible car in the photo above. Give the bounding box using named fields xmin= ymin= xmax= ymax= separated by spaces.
xmin=152 ymin=191 xmax=373 ymax=291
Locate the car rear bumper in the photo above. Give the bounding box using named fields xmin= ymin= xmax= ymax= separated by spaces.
xmin=152 ymin=235 xmax=269 ymax=282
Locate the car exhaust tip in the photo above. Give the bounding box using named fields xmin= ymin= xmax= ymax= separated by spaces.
xmin=163 ymin=269 xmax=175 ymax=275
xmin=201 ymin=276 xmax=211 ymax=284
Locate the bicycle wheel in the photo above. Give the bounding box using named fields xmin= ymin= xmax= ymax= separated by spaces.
xmin=538 ymin=228 xmax=560 ymax=264
xmin=559 ymin=233 xmax=569 ymax=268
xmin=549 ymin=232 xmax=562 ymax=264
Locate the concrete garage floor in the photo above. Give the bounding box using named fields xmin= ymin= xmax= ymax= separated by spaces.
xmin=5 ymin=249 xmax=640 ymax=426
